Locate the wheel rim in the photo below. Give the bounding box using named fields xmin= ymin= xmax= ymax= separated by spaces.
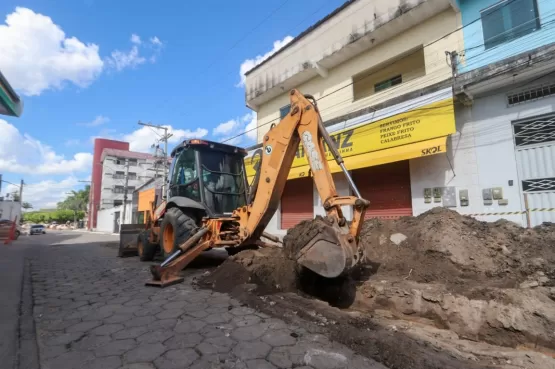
xmin=138 ymin=238 xmax=144 ymax=256
xmin=163 ymin=224 xmax=174 ymax=253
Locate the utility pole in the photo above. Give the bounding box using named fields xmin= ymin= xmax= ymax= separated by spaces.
xmin=19 ymin=179 xmax=24 ymax=204
xmin=0 ymin=174 xmax=3 ymax=195
xmin=138 ymin=121 xmax=173 ymax=200
xmin=120 ymin=158 xmax=130 ymax=233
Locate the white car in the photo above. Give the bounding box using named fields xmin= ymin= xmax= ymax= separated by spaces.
xmin=30 ymin=225 xmax=46 ymax=235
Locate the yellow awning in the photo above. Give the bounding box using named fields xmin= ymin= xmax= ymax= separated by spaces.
xmin=248 ymin=136 xmax=448 ymax=181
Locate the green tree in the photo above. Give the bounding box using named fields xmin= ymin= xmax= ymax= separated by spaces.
xmin=22 ymin=202 xmax=33 ymax=210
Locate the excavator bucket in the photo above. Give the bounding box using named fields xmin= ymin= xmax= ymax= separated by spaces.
xmin=286 ymin=219 xmax=359 ymax=279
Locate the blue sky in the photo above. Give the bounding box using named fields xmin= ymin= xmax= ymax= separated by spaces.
xmin=0 ymin=0 xmax=344 ymax=209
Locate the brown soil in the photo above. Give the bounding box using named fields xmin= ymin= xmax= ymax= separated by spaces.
xmin=198 ymin=208 xmax=555 ymax=369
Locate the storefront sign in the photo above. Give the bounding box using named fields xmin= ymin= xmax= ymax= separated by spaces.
xmin=246 ymin=97 xmax=455 ymax=179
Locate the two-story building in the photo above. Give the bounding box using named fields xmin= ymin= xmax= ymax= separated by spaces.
xmin=448 ymin=0 xmax=555 ymax=226
xmin=243 ymin=0 xmax=463 ymax=235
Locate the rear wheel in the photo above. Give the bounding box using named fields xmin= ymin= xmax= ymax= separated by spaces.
xmin=138 ymin=231 xmax=157 ymax=262
xmin=160 ymin=207 xmax=197 ymax=259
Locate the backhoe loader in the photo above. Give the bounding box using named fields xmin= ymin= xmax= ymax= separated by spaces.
xmin=146 ymin=89 xmax=369 ymax=287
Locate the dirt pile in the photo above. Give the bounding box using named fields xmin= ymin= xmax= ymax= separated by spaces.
xmin=360 ymin=207 xmax=555 ymax=289
xmin=199 ymin=208 xmax=555 ymax=368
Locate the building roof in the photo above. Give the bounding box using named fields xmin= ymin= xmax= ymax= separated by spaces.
xmin=0 ymin=70 xmax=23 ymax=117
xmin=101 ymin=148 xmax=172 ymax=163
xmin=245 ymin=0 xmax=357 ymax=76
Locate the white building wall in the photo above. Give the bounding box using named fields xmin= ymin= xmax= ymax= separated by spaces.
xmin=410 ymin=90 xmax=555 ymax=226
xmin=96 ymin=203 xmax=133 ymax=233
xmin=0 ymin=201 xmax=21 ymax=221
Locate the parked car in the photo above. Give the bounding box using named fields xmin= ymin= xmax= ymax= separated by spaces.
xmin=30 ymin=225 xmax=46 ymax=235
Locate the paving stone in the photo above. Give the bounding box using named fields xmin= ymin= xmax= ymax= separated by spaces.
xmin=95 ymin=339 xmax=136 ymax=357
xmin=70 ymin=334 xmax=113 ymax=351
xmin=66 ymin=320 xmax=102 ymax=333
xmin=120 ymin=364 xmax=156 ymax=369
xmin=39 ymin=344 xmax=68 ymax=359
xmin=134 ymin=306 xmax=163 ymax=317
xmin=153 ymin=348 xmax=199 ymax=369
xmin=162 ymin=301 xmax=188 ymax=310
xmin=125 ymin=342 xmax=167 ymax=363
xmin=204 ymin=312 xmax=233 ymax=324
xmin=262 ymin=329 xmax=297 ymax=347
xmin=43 ymin=350 xmax=95 ymax=369
xmin=229 ymin=306 xmax=255 ymax=316
xmin=83 ymin=355 xmax=121 ymax=369
xmin=124 ymin=315 xmax=156 ymax=328
xmin=147 ymin=318 xmax=177 ymax=331
xmin=103 ymin=313 xmax=135 ymax=324
xmin=155 ymin=309 xmax=184 ymax=320
xmin=231 ymin=324 xmax=268 ymax=341
xmin=233 ymin=340 xmax=271 ymax=360
xmin=268 ymin=347 xmax=293 ymax=368
xmin=163 ymin=333 xmax=203 ymax=349
xmin=136 ymin=330 xmax=174 ymax=344
xmin=233 ymin=315 xmax=261 ymax=327
xmin=196 ymin=336 xmax=236 ymax=355
xmin=43 ymin=318 xmax=82 ymax=332
xmin=43 ymin=332 xmax=85 ymax=346
xmin=186 ymin=309 xmax=209 ymax=319
xmin=89 ymin=323 xmax=124 ymax=336
xmin=246 ymin=359 xmax=277 ymax=369
xmin=174 ymin=319 xmax=206 ymax=333
xmin=113 ymin=326 xmax=149 ymax=340
xmin=199 ymin=324 xmax=234 ymax=338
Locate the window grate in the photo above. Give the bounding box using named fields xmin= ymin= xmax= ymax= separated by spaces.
xmin=508 ymin=83 xmax=555 ymax=107
xmin=522 ymin=177 xmax=555 ymax=192
xmin=513 ymin=113 xmax=555 ymax=147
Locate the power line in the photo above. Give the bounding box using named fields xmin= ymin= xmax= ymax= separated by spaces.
xmin=222 ymin=0 xmax=553 ymax=144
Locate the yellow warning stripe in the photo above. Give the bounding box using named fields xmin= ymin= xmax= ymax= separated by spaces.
xmin=465 ymin=208 xmax=555 ymax=216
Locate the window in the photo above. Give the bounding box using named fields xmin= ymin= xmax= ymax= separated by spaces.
xmin=279 ymin=104 xmax=291 ymax=120
xmin=127 ymin=186 xmax=135 ymax=192
xmin=374 ymin=75 xmax=402 ymax=93
xmin=113 ymin=171 xmax=125 ymax=179
xmin=128 ymin=172 xmax=137 ymax=180
xmin=113 ymin=200 xmax=123 ymax=206
xmin=507 ymin=83 xmax=555 ymax=106
xmin=113 ymin=186 xmax=125 ymax=194
xmin=481 ymin=0 xmax=540 ymax=50
xmin=169 ymin=149 xmax=200 ymax=202
xmin=137 ymin=211 xmax=145 ymax=224
xmin=128 ymin=159 xmax=138 ymax=166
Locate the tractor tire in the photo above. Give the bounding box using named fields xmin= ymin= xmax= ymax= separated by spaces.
xmin=138 ymin=230 xmax=157 ymax=262
xmin=160 ymin=207 xmax=197 ymax=259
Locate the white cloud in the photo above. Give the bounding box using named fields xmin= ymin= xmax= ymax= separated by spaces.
xmin=130 ymin=34 xmax=141 ymax=45
xmin=123 ymin=125 xmax=208 ymax=153
xmin=0 ymin=119 xmax=92 ymax=175
xmin=150 ymin=36 xmax=163 ymax=46
xmin=237 ymin=35 xmax=294 ymax=87
xmin=79 ymin=115 xmax=110 ymax=127
xmin=106 ymin=45 xmax=146 ymax=71
xmin=213 ymin=119 xmax=240 ymax=136
xmin=0 ymin=7 xmax=104 ymax=96
xmin=213 ymin=112 xmax=258 ymax=146
xmin=3 ymin=176 xmax=81 ymax=210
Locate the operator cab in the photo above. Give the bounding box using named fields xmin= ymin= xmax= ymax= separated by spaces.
xmin=168 ymin=139 xmax=249 ymax=217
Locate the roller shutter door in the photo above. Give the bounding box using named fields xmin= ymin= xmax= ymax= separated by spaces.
xmin=352 ymin=161 xmax=412 ymax=220
xmin=280 ymin=177 xmax=313 ymax=229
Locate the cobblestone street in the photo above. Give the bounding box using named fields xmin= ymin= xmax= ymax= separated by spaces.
xmin=19 ymin=232 xmax=386 ymax=369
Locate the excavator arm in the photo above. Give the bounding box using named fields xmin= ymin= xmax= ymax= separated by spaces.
xmin=147 ymin=89 xmax=368 ymax=287
xmin=240 ymin=89 xmax=369 ymax=277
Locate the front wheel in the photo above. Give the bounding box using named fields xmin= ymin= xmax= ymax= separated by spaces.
xmin=160 ymin=207 xmax=197 ymax=259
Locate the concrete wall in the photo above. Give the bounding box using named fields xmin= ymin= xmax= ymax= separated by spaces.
xmin=0 ymin=201 xmax=21 ymax=222
xmin=459 ymin=0 xmax=555 ymax=72
xmin=96 ymin=204 xmax=132 ymax=233
xmin=410 ymin=83 xmax=555 ymax=226
xmin=249 ymin=6 xmax=463 ymax=143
